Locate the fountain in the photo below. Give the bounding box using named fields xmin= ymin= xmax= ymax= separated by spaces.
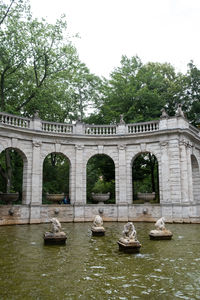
xmin=117 ymin=222 xmax=141 ymax=253
xmin=91 ymin=215 xmax=105 ymax=236
xmin=43 ymin=217 xmax=67 ymax=244
xmin=149 ymin=217 xmax=173 ymax=240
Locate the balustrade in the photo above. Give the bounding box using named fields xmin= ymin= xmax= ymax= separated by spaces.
xmin=85 ymin=125 xmax=116 ymax=135
xmin=42 ymin=121 xmax=73 ymax=134
xmin=128 ymin=121 xmax=159 ymax=133
xmin=0 ymin=112 xmax=30 ymax=128
xmin=0 ymin=112 xmax=199 ymax=138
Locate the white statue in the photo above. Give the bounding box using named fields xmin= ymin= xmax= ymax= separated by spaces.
xmin=175 ymin=103 xmax=185 ymax=118
xmin=122 ymin=222 xmax=137 ymax=241
xmin=149 ymin=217 xmax=173 ymax=239
xmin=93 ymin=215 xmax=103 ymax=228
xmin=49 ymin=217 xmax=62 ymax=233
xmin=44 ymin=217 xmax=67 ymax=244
xmin=155 ymin=217 xmax=166 ymax=231
xmin=91 ymin=215 xmax=105 ymax=235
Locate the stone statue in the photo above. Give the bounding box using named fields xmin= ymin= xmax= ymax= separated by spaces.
xmin=122 ymin=222 xmax=137 ymax=241
xmin=160 ymin=108 xmax=168 ymax=119
xmin=44 ymin=217 xmax=67 ymax=244
xmin=118 ymin=222 xmax=141 ymax=253
xmin=149 ymin=217 xmax=172 ymax=240
xmin=175 ymin=104 xmax=185 ymax=118
xmin=91 ymin=215 xmax=105 ymax=236
xmin=155 ymin=217 xmax=166 ymax=231
xmin=49 ymin=217 xmax=62 ymax=233
xmin=119 ymin=114 xmax=125 ymax=124
xmin=93 ymin=215 xmax=103 ymax=227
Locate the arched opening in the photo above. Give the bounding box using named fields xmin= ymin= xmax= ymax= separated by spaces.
xmin=87 ymin=154 xmax=115 ymax=204
xmin=132 ymin=152 xmax=159 ymax=204
xmin=191 ymin=154 xmax=200 ymax=203
xmin=0 ymin=148 xmax=25 ymax=204
xmin=42 ymin=152 xmax=70 ymax=204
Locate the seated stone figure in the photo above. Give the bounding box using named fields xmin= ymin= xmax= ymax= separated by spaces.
xmin=93 ymin=215 xmax=103 ymax=228
xmin=49 ymin=217 xmax=62 ymax=233
xmin=155 ymin=217 xmax=166 ymax=231
xmin=122 ymin=222 xmax=137 ymax=242
xmin=91 ymin=215 xmax=105 ymax=235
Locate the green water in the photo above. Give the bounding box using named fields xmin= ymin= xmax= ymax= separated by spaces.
xmin=0 ymin=222 xmax=200 ymax=300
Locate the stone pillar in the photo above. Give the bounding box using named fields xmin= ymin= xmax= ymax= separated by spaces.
xmin=168 ymin=139 xmax=182 ymax=203
xmin=179 ymin=140 xmax=190 ymax=203
xmin=186 ymin=143 xmax=194 ymax=203
xmin=22 ymin=158 xmax=32 ymax=205
xmin=29 ymin=140 xmax=42 ymax=223
xmin=30 ymin=140 xmax=42 ymax=205
xmin=117 ymin=144 xmax=128 ymax=204
xmin=160 ymin=141 xmax=170 ymax=203
xmin=75 ymin=144 xmax=85 ymax=204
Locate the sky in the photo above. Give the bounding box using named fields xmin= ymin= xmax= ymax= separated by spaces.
xmin=30 ymin=0 xmax=200 ymax=78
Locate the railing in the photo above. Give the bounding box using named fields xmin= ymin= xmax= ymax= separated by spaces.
xmin=0 ymin=112 xmax=30 ymax=128
xmin=85 ymin=124 xmax=116 ymax=135
xmin=42 ymin=121 xmax=73 ymax=134
xmin=0 ymin=112 xmax=198 ymax=137
xmin=189 ymin=124 xmax=200 ymax=135
xmin=127 ymin=121 xmax=159 ymax=133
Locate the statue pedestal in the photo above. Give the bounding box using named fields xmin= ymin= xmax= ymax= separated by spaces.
xmin=117 ymin=238 xmax=141 ymax=253
xmin=149 ymin=229 xmax=173 ymax=240
xmin=43 ymin=231 xmax=67 ymax=245
xmin=91 ymin=226 xmax=105 ymax=236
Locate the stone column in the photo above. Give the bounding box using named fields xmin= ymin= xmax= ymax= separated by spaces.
xmin=75 ymin=144 xmax=85 ymax=204
xmin=160 ymin=141 xmax=170 ymax=204
xmin=30 ymin=140 xmax=42 ymax=205
xmin=168 ymin=139 xmax=182 ymax=204
xmin=117 ymin=144 xmax=128 ymax=204
xmin=179 ymin=140 xmax=190 ymax=203
xmin=186 ymin=143 xmax=194 ymax=203
xmin=29 ymin=140 xmax=42 ymax=223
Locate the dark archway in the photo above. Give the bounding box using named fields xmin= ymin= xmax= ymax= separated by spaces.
xmin=132 ymin=152 xmax=159 ymax=204
xmin=86 ymin=154 xmax=115 ymax=204
xmin=42 ymin=152 xmax=70 ymax=204
xmin=0 ymin=148 xmax=24 ymax=204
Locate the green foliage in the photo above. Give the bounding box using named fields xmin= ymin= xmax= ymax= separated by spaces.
xmin=87 ymin=154 xmax=115 ymax=203
xmin=132 ymin=153 xmax=159 ymax=203
xmin=42 ymin=153 xmax=69 ymax=202
xmin=92 ymin=178 xmax=113 ymax=194
xmin=0 ymin=149 xmax=23 ymax=203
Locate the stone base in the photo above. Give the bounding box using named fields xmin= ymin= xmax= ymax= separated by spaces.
xmin=117 ymin=238 xmax=141 ymax=253
xmin=91 ymin=226 xmax=105 ymax=236
xmin=149 ymin=229 xmax=173 ymax=240
xmin=43 ymin=231 xmax=67 ymax=245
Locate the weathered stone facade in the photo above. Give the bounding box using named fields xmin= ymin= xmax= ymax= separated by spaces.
xmin=0 ymin=111 xmax=200 ymax=225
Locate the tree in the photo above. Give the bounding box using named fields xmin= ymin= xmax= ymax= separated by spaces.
xmin=87 ymin=55 xmax=186 ymax=125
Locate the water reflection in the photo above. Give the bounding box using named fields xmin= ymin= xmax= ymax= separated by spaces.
xmin=0 ymin=223 xmax=200 ymax=299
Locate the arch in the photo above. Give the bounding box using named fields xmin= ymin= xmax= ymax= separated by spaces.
xmin=42 ymin=152 xmax=71 ymax=204
xmin=0 ymin=147 xmax=28 ymax=204
xmin=86 ymin=153 xmax=115 ymax=204
xmin=191 ymin=154 xmax=200 ymax=203
xmin=131 ymin=151 xmax=160 ymax=204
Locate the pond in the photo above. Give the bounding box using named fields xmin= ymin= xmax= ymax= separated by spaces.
xmin=0 ymin=222 xmax=200 ymax=299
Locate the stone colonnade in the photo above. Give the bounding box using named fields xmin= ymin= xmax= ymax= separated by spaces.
xmin=0 ymin=111 xmax=200 ymax=224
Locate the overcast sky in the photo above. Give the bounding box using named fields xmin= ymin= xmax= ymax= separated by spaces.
xmin=30 ymin=0 xmax=200 ymax=78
